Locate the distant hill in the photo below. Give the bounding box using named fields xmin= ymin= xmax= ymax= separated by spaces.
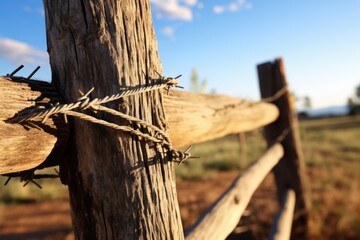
xmin=298 ymin=105 xmax=350 ymax=119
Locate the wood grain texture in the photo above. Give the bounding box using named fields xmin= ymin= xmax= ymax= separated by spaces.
xmin=165 ymin=90 xmax=279 ymax=148
xmin=185 ymin=144 xmax=284 ymax=240
xmin=0 ymin=76 xmax=68 ymax=174
xmin=43 ymin=1 xmax=183 ymax=239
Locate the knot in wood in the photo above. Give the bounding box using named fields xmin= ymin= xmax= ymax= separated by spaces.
xmin=234 ymin=195 xmax=241 ymax=204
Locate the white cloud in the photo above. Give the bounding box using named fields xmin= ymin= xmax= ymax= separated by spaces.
xmin=150 ymin=0 xmax=193 ymax=21
xmin=183 ymin=0 xmax=197 ymax=6
xmin=213 ymin=6 xmax=225 ymax=14
xmin=228 ymin=3 xmax=239 ymax=12
xmin=213 ymin=0 xmax=252 ymax=14
xmin=0 ymin=38 xmax=49 ymax=66
xmin=162 ymin=26 xmax=176 ymax=40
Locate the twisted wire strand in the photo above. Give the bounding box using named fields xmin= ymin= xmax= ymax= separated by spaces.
xmin=7 ymin=76 xmax=196 ymax=165
xmin=8 ymin=79 xmax=177 ymax=124
xmin=65 ymin=110 xmax=170 ymax=146
xmin=7 ymin=79 xmax=178 ymax=147
xmin=261 ymin=85 xmax=288 ymax=103
xmin=95 ymin=105 xmax=171 ymax=145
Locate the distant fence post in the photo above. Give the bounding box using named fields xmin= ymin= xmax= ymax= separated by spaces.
xmin=257 ymin=58 xmax=311 ymax=238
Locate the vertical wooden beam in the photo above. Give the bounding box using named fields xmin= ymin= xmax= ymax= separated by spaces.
xmin=257 ymin=58 xmax=311 ymax=238
xmin=43 ymin=1 xmax=183 ymax=239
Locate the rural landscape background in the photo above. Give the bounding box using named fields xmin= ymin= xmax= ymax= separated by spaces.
xmin=0 ymin=114 xmax=359 ymax=239
xmin=0 ymin=0 xmax=360 ymax=239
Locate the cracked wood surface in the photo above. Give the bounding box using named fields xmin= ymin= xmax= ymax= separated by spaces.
xmin=43 ymin=1 xmax=183 ymax=239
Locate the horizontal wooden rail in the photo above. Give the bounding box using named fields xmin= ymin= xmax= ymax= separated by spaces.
xmin=165 ymin=90 xmax=279 ymax=148
xmin=0 ymin=76 xmax=279 ymax=174
xmin=269 ymin=189 xmax=296 ymax=240
xmin=0 ymin=77 xmax=68 ymax=174
xmin=185 ymin=143 xmax=284 ymax=240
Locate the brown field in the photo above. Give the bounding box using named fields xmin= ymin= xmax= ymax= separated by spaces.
xmin=0 ymin=115 xmax=359 ymax=239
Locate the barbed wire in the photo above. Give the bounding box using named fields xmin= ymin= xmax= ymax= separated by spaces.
xmin=7 ymin=75 xmax=192 ymax=171
xmin=8 ymin=78 xmax=180 ymax=124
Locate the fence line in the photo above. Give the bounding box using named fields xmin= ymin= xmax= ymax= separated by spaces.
xmin=1 ymin=57 xmax=309 ymax=240
xmin=0 ymin=76 xmax=279 ymax=174
xmin=185 ymin=57 xmax=309 ymax=240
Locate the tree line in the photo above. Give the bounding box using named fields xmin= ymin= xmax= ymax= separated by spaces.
xmin=348 ymin=83 xmax=360 ymax=115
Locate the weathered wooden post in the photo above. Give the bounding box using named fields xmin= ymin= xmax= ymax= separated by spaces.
xmin=43 ymin=1 xmax=183 ymax=239
xmin=257 ymin=58 xmax=311 ymax=238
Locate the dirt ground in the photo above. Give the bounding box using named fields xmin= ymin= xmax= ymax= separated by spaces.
xmin=0 ymin=199 xmax=72 ymax=240
xmin=0 ymin=171 xmax=279 ymax=240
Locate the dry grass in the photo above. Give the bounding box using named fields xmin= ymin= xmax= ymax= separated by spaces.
xmin=176 ymin=115 xmax=360 ymax=239
xmin=0 ymin=168 xmax=67 ymax=204
xmin=300 ymin=116 xmax=360 ymax=239
xmin=175 ymin=130 xmax=267 ymax=180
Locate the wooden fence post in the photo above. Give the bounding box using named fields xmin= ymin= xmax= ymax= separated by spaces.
xmin=43 ymin=1 xmax=184 ymax=239
xmin=257 ymin=58 xmax=311 ymax=238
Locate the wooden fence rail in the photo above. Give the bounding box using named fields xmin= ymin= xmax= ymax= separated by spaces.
xmin=0 ymin=77 xmax=68 ymax=173
xmin=185 ymin=143 xmax=284 ymax=240
xmin=269 ymin=189 xmax=296 ymax=240
xmin=0 ymin=76 xmax=278 ymax=174
xmin=184 ymin=57 xmax=309 ymax=240
xmin=165 ymin=90 xmax=279 ymax=148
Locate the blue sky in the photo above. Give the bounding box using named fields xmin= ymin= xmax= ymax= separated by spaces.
xmin=0 ymin=1 xmax=359 ymax=109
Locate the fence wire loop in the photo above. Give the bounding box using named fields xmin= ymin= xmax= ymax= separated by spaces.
xmin=261 ymin=85 xmax=288 ymax=103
